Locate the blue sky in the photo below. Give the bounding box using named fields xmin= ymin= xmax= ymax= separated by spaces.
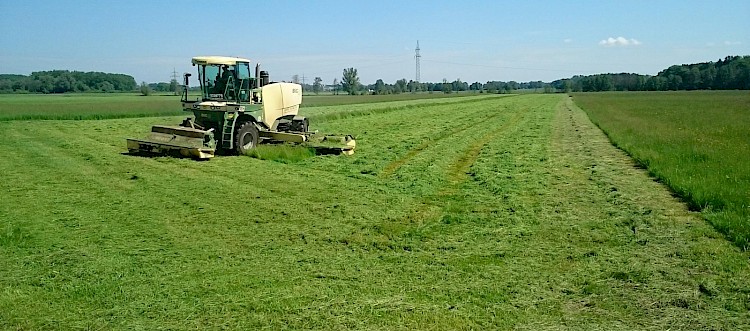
xmin=1 ymin=1 xmax=748 ymax=85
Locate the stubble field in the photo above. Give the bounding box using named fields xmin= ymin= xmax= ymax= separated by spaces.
xmin=1 ymin=93 xmax=748 ymax=329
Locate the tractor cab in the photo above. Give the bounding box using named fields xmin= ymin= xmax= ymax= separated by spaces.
xmin=190 ymin=56 xmax=259 ymax=103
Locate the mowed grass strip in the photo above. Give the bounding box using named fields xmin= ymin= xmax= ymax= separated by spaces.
xmin=1 ymin=95 xmax=748 ymax=329
xmin=573 ymin=91 xmax=750 ymax=250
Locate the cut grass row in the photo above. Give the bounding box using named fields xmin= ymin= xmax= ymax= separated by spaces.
xmin=1 ymin=94 xmax=748 ymax=329
xmin=572 ymin=91 xmax=750 ymax=250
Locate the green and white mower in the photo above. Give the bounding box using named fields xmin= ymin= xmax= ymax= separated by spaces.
xmin=127 ymin=56 xmax=355 ymax=159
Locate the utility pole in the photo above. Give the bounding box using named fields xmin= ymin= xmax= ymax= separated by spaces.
xmin=170 ymin=68 xmax=179 ymax=95
xmin=415 ymin=40 xmax=421 ymax=83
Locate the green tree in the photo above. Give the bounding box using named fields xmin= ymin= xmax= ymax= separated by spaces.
xmin=169 ymin=78 xmax=179 ymax=95
xmin=559 ymin=80 xmax=572 ymax=93
xmin=140 ymin=81 xmax=151 ymax=96
xmin=451 ymin=78 xmax=468 ymax=91
xmin=407 ymin=80 xmax=419 ymax=93
xmin=374 ymin=79 xmax=386 ymax=95
xmin=394 ymin=79 xmax=407 ymax=94
xmin=341 ymin=68 xmax=360 ymax=95
xmin=312 ymin=77 xmax=323 ymax=95
xmin=441 ymin=78 xmax=452 ymax=94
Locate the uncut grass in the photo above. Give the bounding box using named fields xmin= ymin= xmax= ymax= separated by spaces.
xmin=572 ymin=91 xmax=750 ymax=250
xmin=0 ymin=93 xmax=185 ymax=120
xmin=1 ymin=95 xmax=749 ymax=329
xmin=303 ymin=94 xmax=508 ymax=123
xmin=0 ymin=92 xmax=485 ymax=121
xmin=246 ymin=144 xmax=316 ymax=163
xmin=301 ymin=91 xmax=483 ymax=107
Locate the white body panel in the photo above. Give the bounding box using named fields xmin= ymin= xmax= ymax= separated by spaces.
xmin=261 ymin=82 xmax=303 ymax=128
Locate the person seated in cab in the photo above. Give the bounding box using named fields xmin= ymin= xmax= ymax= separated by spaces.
xmin=213 ymin=65 xmax=235 ymax=97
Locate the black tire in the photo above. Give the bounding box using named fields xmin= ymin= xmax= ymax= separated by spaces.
xmin=291 ymin=117 xmax=309 ymax=132
xmin=234 ymin=121 xmax=259 ymax=154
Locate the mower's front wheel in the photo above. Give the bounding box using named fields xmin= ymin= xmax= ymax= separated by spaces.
xmin=235 ymin=121 xmax=259 ymax=155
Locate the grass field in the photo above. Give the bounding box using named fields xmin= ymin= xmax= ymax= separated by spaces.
xmin=301 ymin=92 xmax=482 ymax=107
xmin=0 ymin=93 xmax=184 ymax=120
xmin=1 ymin=94 xmax=749 ymax=329
xmin=573 ymin=91 xmax=750 ymax=250
xmin=0 ymin=91 xmax=479 ymax=121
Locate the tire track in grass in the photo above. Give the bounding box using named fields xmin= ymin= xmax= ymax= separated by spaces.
xmin=445 ymin=109 xmax=527 ymax=185
xmin=379 ymin=109 xmax=512 ymax=178
xmin=396 ymin=98 xmax=532 ymax=226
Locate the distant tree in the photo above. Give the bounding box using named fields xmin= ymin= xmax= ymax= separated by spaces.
xmin=503 ymin=85 xmax=512 ymax=94
xmin=96 ymin=82 xmax=115 ymax=92
xmin=149 ymin=82 xmax=171 ymax=92
xmin=312 ymin=77 xmax=323 ymax=95
xmin=394 ymin=79 xmax=407 ymax=94
xmin=441 ymin=78 xmax=452 ymax=94
xmin=341 ymin=68 xmax=360 ymax=95
xmin=169 ymin=78 xmax=179 ymax=95
xmin=407 ymin=80 xmax=420 ymax=93
xmin=374 ymin=79 xmax=387 ymax=95
xmin=332 ymin=78 xmax=340 ymax=95
xmin=450 ymin=78 xmax=468 ymax=91
xmin=52 ymin=72 xmax=75 ymax=93
xmin=558 ymin=79 xmax=572 ymax=93
xmin=140 ymin=81 xmax=151 ymax=96
xmin=667 ymin=74 xmax=683 ymax=91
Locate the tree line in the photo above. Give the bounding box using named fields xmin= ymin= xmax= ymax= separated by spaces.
xmin=330 ymin=55 xmax=748 ymax=95
xmin=0 ymin=70 xmax=137 ymax=93
xmin=551 ymin=55 xmax=750 ymax=92
xmin=2 ymin=55 xmax=747 ymax=95
xmin=319 ymin=67 xmax=476 ymax=95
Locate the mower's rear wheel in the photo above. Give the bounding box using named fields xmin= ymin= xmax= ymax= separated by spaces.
xmin=291 ymin=117 xmax=309 ymax=133
xmin=235 ymin=121 xmax=259 ymax=155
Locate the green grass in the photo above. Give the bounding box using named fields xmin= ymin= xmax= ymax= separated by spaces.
xmin=0 ymin=91 xmax=486 ymax=121
xmin=0 ymin=93 xmax=186 ymax=120
xmin=304 ymin=94 xmax=512 ymax=123
xmin=246 ymin=144 xmax=317 ymax=163
xmin=1 ymin=94 xmax=748 ymax=329
xmin=301 ymin=91 xmax=484 ymax=107
xmin=572 ymin=91 xmax=750 ymax=250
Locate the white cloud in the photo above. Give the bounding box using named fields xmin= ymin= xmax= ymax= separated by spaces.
xmin=599 ymin=37 xmax=642 ymax=47
xmin=724 ymin=41 xmax=742 ymax=46
xmin=563 ymin=38 xmax=573 ymax=43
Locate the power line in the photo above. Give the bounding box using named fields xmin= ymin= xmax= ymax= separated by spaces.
xmin=415 ymin=40 xmax=421 ymax=82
